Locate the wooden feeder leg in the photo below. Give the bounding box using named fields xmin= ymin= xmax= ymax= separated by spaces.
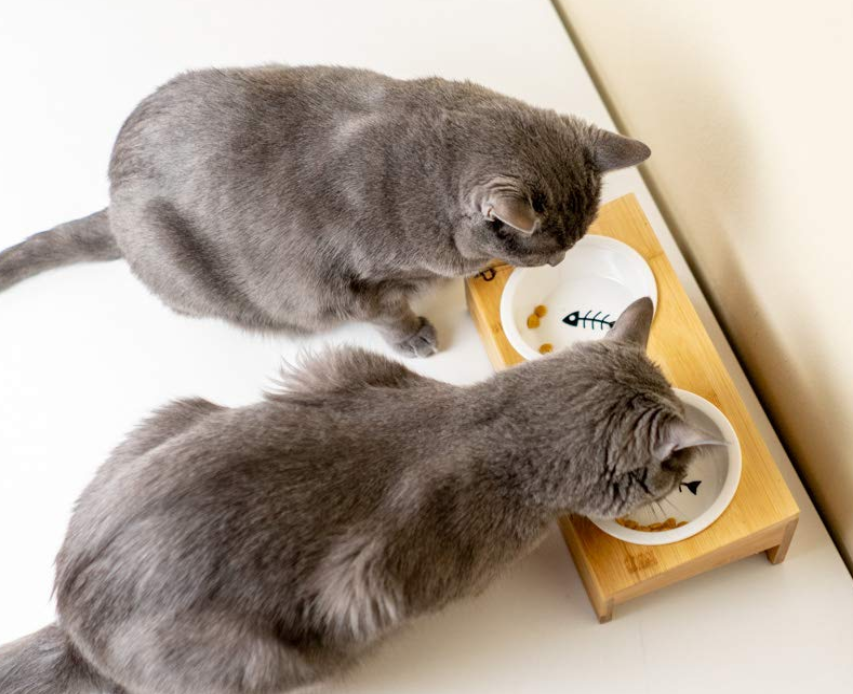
xmin=766 ymin=517 xmax=799 ymax=564
xmin=595 ymin=599 xmax=614 ymax=624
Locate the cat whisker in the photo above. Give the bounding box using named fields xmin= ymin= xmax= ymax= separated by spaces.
xmin=661 ymin=495 xmax=686 ymax=517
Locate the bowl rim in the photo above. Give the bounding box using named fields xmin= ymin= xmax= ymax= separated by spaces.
xmin=589 ymin=388 xmax=743 ymax=546
xmin=499 ymin=235 xmax=657 ymax=361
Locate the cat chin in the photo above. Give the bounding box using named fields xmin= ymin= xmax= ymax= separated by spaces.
xmin=501 ymin=255 xmax=557 ymax=269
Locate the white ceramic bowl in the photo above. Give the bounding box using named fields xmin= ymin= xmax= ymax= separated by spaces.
xmin=500 ymin=236 xmax=658 ymax=361
xmin=591 ymin=389 xmax=742 ymax=545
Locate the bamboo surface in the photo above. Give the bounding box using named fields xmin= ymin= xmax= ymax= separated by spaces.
xmin=464 ymin=193 xmax=799 ymax=622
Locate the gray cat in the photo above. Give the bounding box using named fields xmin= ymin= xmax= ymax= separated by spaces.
xmin=0 ymin=299 xmax=720 ymax=694
xmin=0 ymin=66 xmax=650 ymax=356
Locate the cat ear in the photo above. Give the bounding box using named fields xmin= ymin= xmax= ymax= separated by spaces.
xmin=478 ymin=179 xmax=540 ymax=235
xmin=590 ymin=129 xmax=651 ymax=172
xmin=606 ymin=297 xmax=654 ymax=348
xmin=654 ymin=419 xmax=729 ymax=461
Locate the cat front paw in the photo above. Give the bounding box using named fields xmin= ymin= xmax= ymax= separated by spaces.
xmin=392 ymin=317 xmax=438 ymax=358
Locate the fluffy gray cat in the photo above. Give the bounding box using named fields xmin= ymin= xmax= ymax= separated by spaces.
xmin=0 ymin=66 xmax=649 ymax=356
xmin=0 ymin=299 xmax=720 ymax=694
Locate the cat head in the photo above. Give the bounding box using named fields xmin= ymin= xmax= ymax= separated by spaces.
xmin=504 ymin=298 xmax=723 ymax=519
xmin=454 ymin=109 xmax=650 ymax=268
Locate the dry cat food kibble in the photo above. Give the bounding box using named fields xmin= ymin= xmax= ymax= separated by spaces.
xmin=615 ymin=516 xmax=688 ymax=532
xmin=527 ymin=304 xmax=554 ymax=353
xmin=526 ymin=304 xmax=549 ymax=329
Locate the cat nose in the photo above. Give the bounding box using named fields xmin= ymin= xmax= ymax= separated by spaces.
xmin=547 ymin=252 xmax=566 ymax=267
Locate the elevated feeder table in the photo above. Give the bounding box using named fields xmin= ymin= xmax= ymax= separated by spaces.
xmin=464 ymin=193 xmax=800 ymax=623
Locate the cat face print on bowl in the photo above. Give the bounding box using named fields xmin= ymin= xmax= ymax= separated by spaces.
xmin=500 ymin=235 xmax=657 ymax=361
xmin=592 ymin=389 xmax=742 ymax=546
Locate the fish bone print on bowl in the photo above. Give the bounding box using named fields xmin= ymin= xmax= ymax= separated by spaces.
xmin=500 ymin=236 xmax=658 ymax=360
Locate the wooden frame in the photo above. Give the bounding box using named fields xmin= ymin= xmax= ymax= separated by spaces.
xmin=464 ymin=194 xmax=799 ymax=623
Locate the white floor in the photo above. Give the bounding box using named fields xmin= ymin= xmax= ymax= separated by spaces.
xmin=1 ymin=1 xmax=851 ymax=692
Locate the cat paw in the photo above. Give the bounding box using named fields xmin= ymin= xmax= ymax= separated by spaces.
xmin=392 ymin=317 xmax=439 ymax=358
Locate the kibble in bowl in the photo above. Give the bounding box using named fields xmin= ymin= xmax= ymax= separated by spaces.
xmin=615 ymin=517 xmax=687 ymax=532
xmin=500 ymin=236 xmax=657 ymax=361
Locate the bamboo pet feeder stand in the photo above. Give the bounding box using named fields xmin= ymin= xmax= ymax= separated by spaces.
xmin=464 ymin=194 xmax=799 ymax=623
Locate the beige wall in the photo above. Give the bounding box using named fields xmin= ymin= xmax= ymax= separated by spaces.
xmin=552 ymin=0 xmax=853 ymax=566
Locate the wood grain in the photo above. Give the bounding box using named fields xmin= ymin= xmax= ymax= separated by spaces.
xmin=465 ymin=193 xmax=799 ymax=622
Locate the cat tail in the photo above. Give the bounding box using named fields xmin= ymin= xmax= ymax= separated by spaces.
xmin=0 ymin=624 xmax=116 ymax=694
xmin=0 ymin=208 xmax=121 ymax=293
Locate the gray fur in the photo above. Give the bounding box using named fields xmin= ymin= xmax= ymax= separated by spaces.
xmin=0 ymin=299 xmax=712 ymax=694
xmin=0 ymin=209 xmax=119 ymax=293
xmin=0 ymin=66 xmax=649 ymax=356
xmin=0 ymin=625 xmax=116 ymax=694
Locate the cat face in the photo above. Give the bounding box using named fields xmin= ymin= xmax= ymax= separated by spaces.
xmin=566 ymin=299 xmax=723 ymax=519
xmin=514 ymin=299 xmax=723 ymax=519
xmin=470 ymin=173 xmax=601 ymax=268
xmin=573 ymin=383 xmax=711 ymax=520
xmin=455 ymin=113 xmax=650 ymax=269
